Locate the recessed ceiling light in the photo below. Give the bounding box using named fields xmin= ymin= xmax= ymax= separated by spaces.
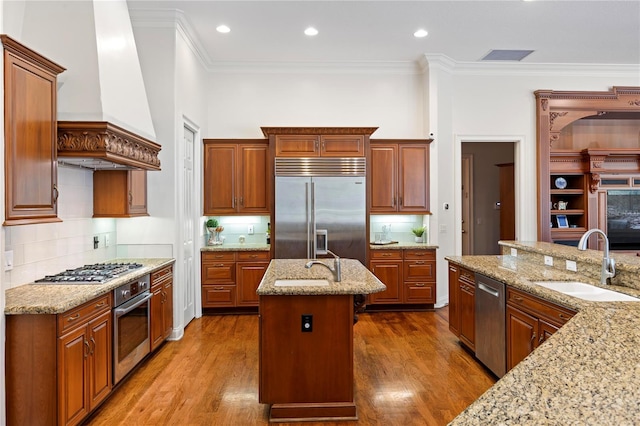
xmin=216 ymin=25 xmax=230 ymax=34
xmin=413 ymin=29 xmax=428 ymax=38
xmin=304 ymin=27 xmax=319 ymax=36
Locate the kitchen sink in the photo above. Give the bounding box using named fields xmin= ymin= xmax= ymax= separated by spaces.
xmin=533 ymin=281 xmax=640 ymax=302
xmin=274 ymin=279 xmax=330 ymax=287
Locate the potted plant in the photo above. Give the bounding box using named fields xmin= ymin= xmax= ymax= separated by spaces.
xmin=206 ymin=218 xmax=224 ymax=245
xmin=411 ymin=226 xmax=426 ymax=243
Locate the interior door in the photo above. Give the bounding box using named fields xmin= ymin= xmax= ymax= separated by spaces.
xmin=462 ymin=154 xmax=474 ymax=255
xmin=183 ymin=125 xmax=196 ymax=326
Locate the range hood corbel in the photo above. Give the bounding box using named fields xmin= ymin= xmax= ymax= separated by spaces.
xmin=57 ymin=121 xmax=161 ymax=171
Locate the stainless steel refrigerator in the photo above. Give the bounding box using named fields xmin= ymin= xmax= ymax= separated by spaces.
xmin=274 ymin=157 xmax=366 ymax=265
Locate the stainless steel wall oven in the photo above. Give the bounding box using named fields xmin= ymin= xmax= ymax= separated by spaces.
xmin=113 ymin=274 xmax=151 ymax=384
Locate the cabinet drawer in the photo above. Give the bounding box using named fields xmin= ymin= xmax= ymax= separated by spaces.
xmin=403 ymin=249 xmax=435 ymax=260
xmin=58 ymin=294 xmax=112 ymax=335
xmin=151 ymin=265 xmax=173 ymax=287
xmin=202 ymin=285 xmax=236 ymax=307
xmin=404 ymin=283 xmax=435 ymax=303
xmin=403 ymin=260 xmax=436 ymax=282
xmin=507 ymin=288 xmax=575 ymax=326
xmin=202 ymin=251 xmax=236 ymax=262
xmin=370 ymin=250 xmax=403 ymax=260
xmin=458 ymin=267 xmax=475 ymax=286
xmin=202 ymin=262 xmax=236 ymax=285
xmin=237 ymin=251 xmax=270 ymax=261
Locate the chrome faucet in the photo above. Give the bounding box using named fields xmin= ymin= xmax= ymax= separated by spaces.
xmin=305 ymin=250 xmax=341 ymax=282
xmin=577 ymin=228 xmax=616 ymax=285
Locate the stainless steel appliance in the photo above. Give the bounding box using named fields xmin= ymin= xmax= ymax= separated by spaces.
xmin=274 ymin=157 xmax=366 ymax=265
xmin=113 ymin=274 xmax=151 ymax=384
xmin=475 ymin=273 xmax=506 ymax=377
xmin=35 ymin=262 xmax=143 ymax=284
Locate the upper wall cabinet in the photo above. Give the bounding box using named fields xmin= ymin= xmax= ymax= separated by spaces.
xmin=262 ymin=127 xmax=378 ymax=159
xmin=93 ymin=170 xmax=148 ymax=218
xmin=2 ymin=35 xmax=65 ymax=225
xmin=203 ymin=139 xmax=270 ymax=215
xmin=369 ymin=139 xmax=432 ymax=213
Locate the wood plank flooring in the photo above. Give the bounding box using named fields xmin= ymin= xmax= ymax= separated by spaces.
xmin=85 ymin=308 xmax=496 ymax=425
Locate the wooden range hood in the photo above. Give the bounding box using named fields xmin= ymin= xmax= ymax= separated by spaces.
xmin=57 ymin=121 xmax=161 ymax=171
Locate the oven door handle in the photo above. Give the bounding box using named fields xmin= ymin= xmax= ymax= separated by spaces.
xmin=114 ymin=292 xmax=152 ymax=317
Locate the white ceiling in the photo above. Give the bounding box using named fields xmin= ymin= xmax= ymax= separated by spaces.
xmin=127 ymin=0 xmax=640 ymax=67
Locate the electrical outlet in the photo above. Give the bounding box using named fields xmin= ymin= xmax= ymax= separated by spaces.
xmin=301 ymin=314 xmax=313 ymax=332
xmin=105 ymin=234 xmax=110 ymax=247
xmin=566 ymin=260 xmax=577 ymax=272
xmin=544 ymin=255 xmax=554 ymax=266
xmin=439 ymin=224 xmax=447 ymax=233
xmin=248 ymin=225 xmax=254 ymax=235
xmin=4 ymin=250 xmax=14 ymax=271
xmin=93 ymin=236 xmax=99 ymax=250
xmin=510 ymin=248 xmax=518 ymax=257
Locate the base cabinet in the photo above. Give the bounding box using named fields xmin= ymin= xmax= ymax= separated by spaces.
xmin=6 ymin=293 xmax=112 ymax=426
xmin=201 ymin=251 xmax=270 ymax=308
xmin=506 ymin=287 xmax=575 ymax=371
xmin=151 ymin=265 xmax=174 ymax=351
xmin=369 ymin=249 xmax=436 ymax=306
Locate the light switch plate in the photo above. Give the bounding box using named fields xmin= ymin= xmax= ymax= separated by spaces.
xmin=248 ymin=225 xmax=254 ymax=235
xmin=510 ymin=248 xmax=517 ymax=257
xmin=544 ymin=255 xmax=553 ymax=266
xmin=4 ymin=250 xmax=14 ymax=271
xmin=566 ymin=260 xmax=577 ymax=272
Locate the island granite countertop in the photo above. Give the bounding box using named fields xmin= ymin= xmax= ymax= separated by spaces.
xmin=5 ymin=258 xmax=175 ymax=315
xmin=257 ymin=258 xmax=386 ymax=296
xmin=447 ymin=254 xmax=640 ymax=425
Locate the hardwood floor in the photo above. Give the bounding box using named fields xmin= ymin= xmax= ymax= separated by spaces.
xmin=85 ymin=308 xmax=495 ymax=425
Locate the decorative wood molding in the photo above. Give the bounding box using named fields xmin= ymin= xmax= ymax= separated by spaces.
xmin=590 ymin=173 xmax=601 ymax=193
xmin=57 ymin=121 xmax=161 ymax=171
xmin=261 ymin=127 xmax=378 ymax=137
xmin=0 ymin=34 xmax=65 ymax=75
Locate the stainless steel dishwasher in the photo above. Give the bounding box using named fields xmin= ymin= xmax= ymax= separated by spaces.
xmin=475 ymin=273 xmax=506 ymax=377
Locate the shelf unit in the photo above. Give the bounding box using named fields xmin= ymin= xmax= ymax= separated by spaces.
xmin=549 ymin=173 xmax=588 ymax=241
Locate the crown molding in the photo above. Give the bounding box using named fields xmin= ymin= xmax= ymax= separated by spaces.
xmin=208 ymin=60 xmax=423 ymax=75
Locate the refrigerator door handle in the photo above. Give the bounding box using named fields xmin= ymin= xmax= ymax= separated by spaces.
xmin=305 ymin=182 xmax=310 ymax=259
xmin=311 ymin=181 xmax=317 ymax=259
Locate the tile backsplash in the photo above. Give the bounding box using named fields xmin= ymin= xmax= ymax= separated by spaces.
xmin=2 ymin=165 xmax=117 ymax=289
xmin=370 ymin=214 xmax=431 ymax=243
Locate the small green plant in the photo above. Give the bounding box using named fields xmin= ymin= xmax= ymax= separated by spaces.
xmin=411 ymin=226 xmax=426 ymax=237
xmin=206 ymin=218 xmax=218 ymax=228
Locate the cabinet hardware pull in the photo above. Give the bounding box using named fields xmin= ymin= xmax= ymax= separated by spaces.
xmin=95 ymin=302 xmax=105 ymax=308
xmin=90 ymin=337 xmax=96 ymax=355
xmin=215 ymin=263 xmax=225 ymax=267
xmin=538 ymin=334 xmax=544 ymax=344
xmin=214 ymin=286 xmax=224 ymax=290
xmin=530 ymin=332 xmax=536 ymax=350
xmin=68 ymin=313 xmax=80 ymax=322
xmin=250 ymin=254 xmax=258 ymax=258
xmin=382 ymin=253 xmax=392 ymax=257
xmin=239 ymin=196 xmax=244 ymax=206
xmin=53 ymin=184 xmax=59 ymax=202
xmin=415 ymin=261 xmax=425 ymax=265
xmin=215 ymin=255 xmax=223 ymax=258
xmin=84 ymin=340 xmax=90 ymax=358
xmin=233 ymin=197 xmax=236 ymax=208
xmin=513 ymin=296 xmax=523 ymax=302
xmin=399 ymin=196 xmax=403 ymax=206
xmin=416 ymin=283 xmax=425 ymax=287
xmin=558 ymin=313 xmax=567 ymax=319
xmin=129 ymin=191 xmax=133 ymax=205
xmin=392 ymin=196 xmax=396 ymax=207
xmin=414 ymin=253 xmax=426 ymax=256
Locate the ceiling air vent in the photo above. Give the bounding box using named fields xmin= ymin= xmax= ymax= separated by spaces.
xmin=481 ymin=49 xmax=534 ymax=61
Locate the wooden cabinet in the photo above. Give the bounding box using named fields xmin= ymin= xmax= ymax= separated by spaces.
xmin=6 ymin=293 xmax=112 ymax=426
xmin=2 ymin=35 xmax=65 ymax=225
xmin=369 ymin=140 xmax=432 ymax=213
xmin=549 ymin=168 xmax=588 ymax=242
xmin=150 ymin=265 xmax=174 ymax=351
xmin=447 ymin=262 xmax=476 ymax=351
xmin=506 ymin=287 xmax=576 ymax=371
xmin=203 ymin=140 xmax=270 ymax=215
xmin=93 ymin=169 xmax=148 ymax=217
xmin=201 ymin=250 xmax=270 ymax=308
xmin=274 ymin=134 xmax=365 ymax=157
xmin=369 ymin=249 xmax=436 ymax=306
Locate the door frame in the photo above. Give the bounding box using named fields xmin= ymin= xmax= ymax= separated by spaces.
xmin=461 ymin=154 xmax=474 ymax=255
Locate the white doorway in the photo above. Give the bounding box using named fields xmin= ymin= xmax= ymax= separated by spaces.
xmin=182 ymin=123 xmax=197 ymax=326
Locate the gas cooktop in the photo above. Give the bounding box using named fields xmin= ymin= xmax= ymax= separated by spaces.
xmin=35 ymin=262 xmax=144 ymax=285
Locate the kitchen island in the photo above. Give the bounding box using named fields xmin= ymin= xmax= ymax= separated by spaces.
xmin=447 ymin=243 xmax=640 ymax=425
xmin=256 ymin=258 xmax=385 ymax=422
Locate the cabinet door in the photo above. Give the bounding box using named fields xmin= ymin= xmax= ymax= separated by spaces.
xmin=458 ymin=281 xmax=475 ymax=350
xmin=4 ymin=47 xmax=61 ymax=225
xmin=538 ymin=319 xmax=559 ymax=347
xmin=369 ymin=260 xmax=403 ymax=303
xmin=88 ymin=311 xmax=112 ymax=410
xmin=238 ymin=145 xmax=269 ymax=213
xmin=163 ymin=280 xmax=173 ymax=339
xmin=58 ymin=326 xmax=89 ymax=426
xmin=202 ymin=285 xmax=236 ymax=307
xmin=203 ymin=144 xmax=236 ymax=214
xmin=128 ymin=170 xmax=148 ymax=215
xmin=369 ymin=145 xmax=398 ymax=212
xmin=236 ymin=262 xmax=269 ymax=306
xmin=448 ymin=264 xmax=460 ymax=336
xmin=320 ymin=135 xmax=365 ymax=157
xmin=274 ymin=135 xmax=320 ymax=157
xmin=150 ymin=284 xmax=165 ymax=351
xmin=506 ymin=305 xmax=538 ymax=371
xmin=398 ymin=144 xmax=430 ymax=212
xmin=201 ymin=262 xmax=236 ymax=285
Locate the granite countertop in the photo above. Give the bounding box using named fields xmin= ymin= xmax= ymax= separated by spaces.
xmin=201 ymin=243 xmax=270 ymax=252
xmin=446 ymin=254 xmax=640 ymax=425
xmin=5 ymin=258 xmax=175 ymax=315
xmin=256 ymin=258 xmax=386 ymax=296
xmin=370 ymin=242 xmax=438 ymax=250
